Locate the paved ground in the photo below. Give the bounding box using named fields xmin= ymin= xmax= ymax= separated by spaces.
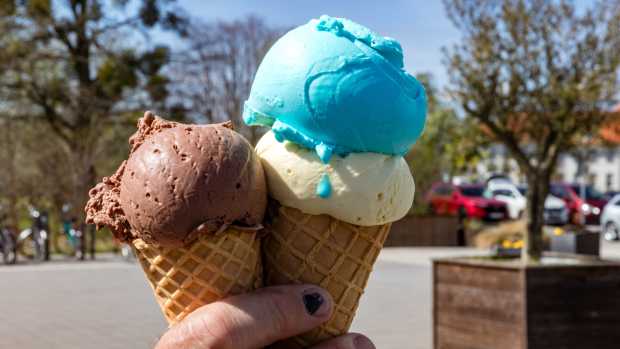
xmin=1 ymin=242 xmax=619 ymax=349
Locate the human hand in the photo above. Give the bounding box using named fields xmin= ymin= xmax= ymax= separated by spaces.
xmin=155 ymin=284 xmax=375 ymax=349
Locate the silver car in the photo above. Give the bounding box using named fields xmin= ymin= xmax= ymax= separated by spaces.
xmin=517 ymin=185 xmax=569 ymax=225
xmin=601 ymin=194 xmax=620 ymax=241
xmin=543 ymin=195 xmax=570 ymax=226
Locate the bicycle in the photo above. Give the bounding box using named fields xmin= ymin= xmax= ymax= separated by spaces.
xmin=0 ymin=227 xmax=17 ymax=265
xmin=16 ymin=207 xmax=50 ymax=262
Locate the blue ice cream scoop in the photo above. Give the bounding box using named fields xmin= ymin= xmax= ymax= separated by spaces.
xmin=243 ymin=15 xmax=427 ymax=163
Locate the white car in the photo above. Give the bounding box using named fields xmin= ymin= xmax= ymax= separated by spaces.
xmin=490 ymin=182 xmax=569 ymax=224
xmin=601 ymin=194 xmax=620 ymax=241
xmin=486 ymin=182 xmax=526 ymax=219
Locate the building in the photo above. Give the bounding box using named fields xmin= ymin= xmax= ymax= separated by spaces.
xmin=473 ymin=146 xmax=620 ymax=193
xmin=472 ymin=104 xmax=620 ymax=193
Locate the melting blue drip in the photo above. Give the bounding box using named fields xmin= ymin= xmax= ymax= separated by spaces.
xmin=316 ymin=173 xmax=332 ymax=199
xmin=315 ymin=143 xmax=334 ymax=164
xmin=273 ymin=130 xmax=285 ymax=142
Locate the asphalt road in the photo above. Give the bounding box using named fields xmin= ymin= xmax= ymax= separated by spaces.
xmin=1 ymin=243 xmax=619 ymax=349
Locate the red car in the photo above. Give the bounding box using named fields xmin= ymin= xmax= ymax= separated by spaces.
xmin=550 ymin=183 xmax=606 ymax=225
xmin=426 ymin=183 xmax=508 ymax=221
xmin=549 ymin=183 xmax=584 ymax=224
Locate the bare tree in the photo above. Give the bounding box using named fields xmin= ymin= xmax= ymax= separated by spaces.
xmin=172 ymin=16 xmax=282 ymax=143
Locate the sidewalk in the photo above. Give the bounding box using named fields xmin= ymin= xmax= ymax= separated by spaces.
xmin=0 ymin=242 xmax=618 ymax=349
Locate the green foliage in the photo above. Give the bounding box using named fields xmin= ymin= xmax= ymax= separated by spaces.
xmin=0 ymin=0 xmax=16 ymax=16
xmin=139 ymin=0 xmax=160 ymax=26
xmin=0 ymin=0 xmax=184 ymax=224
xmin=96 ymin=51 xmax=139 ymax=98
xmin=406 ymin=74 xmax=486 ymax=212
xmin=140 ymin=46 xmax=170 ymax=75
xmin=26 ymin=0 xmax=51 ymax=19
xmin=145 ymin=74 xmax=169 ymax=101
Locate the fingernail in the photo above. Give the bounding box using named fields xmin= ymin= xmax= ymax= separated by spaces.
xmin=302 ymin=291 xmax=324 ymax=316
xmin=353 ymin=335 xmax=375 ymax=349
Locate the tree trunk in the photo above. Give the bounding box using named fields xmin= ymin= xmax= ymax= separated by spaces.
xmin=524 ymin=170 xmax=550 ymax=261
xmin=3 ymin=117 xmax=20 ymax=233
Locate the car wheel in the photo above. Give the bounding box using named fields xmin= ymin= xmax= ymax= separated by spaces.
xmin=603 ymin=222 xmax=620 ymax=241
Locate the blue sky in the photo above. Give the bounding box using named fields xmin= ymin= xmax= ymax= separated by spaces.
xmin=173 ymin=0 xmax=599 ymax=92
xmin=176 ymin=0 xmax=460 ymax=89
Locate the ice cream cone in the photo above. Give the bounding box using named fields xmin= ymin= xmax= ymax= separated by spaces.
xmin=263 ymin=205 xmax=391 ymax=348
xmin=132 ymin=227 xmax=262 ymax=325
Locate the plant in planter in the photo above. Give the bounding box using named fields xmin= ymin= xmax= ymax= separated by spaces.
xmin=435 ymin=1 xmax=620 ymax=348
xmin=549 ymin=227 xmax=600 ymax=256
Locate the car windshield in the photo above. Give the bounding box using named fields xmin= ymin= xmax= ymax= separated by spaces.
xmin=492 ymin=189 xmax=514 ymax=197
xmin=571 ymin=185 xmax=604 ymax=200
xmin=460 ymin=186 xmax=485 ymax=197
xmin=550 ymin=185 xmax=569 ymax=198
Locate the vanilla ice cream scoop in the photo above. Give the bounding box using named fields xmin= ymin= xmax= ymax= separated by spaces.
xmin=256 ymin=131 xmax=414 ymax=226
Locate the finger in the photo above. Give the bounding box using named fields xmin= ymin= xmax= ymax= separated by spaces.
xmin=156 ymin=284 xmax=333 ymax=349
xmin=310 ymin=333 xmax=376 ymax=349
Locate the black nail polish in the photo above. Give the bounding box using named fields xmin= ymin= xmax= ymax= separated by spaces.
xmin=303 ymin=292 xmax=324 ymax=315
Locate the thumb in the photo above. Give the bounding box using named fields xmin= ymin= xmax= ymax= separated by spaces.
xmin=155 ymin=284 xmax=333 ymax=349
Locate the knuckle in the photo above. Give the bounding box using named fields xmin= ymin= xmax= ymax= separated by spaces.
xmin=263 ymin=288 xmax=296 ymax=335
xmin=196 ymin=304 xmax=237 ymax=349
xmin=167 ymin=304 xmax=235 ymax=349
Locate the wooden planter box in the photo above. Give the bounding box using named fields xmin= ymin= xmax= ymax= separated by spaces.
xmin=434 ymin=256 xmax=620 ymax=349
xmin=385 ymin=215 xmax=461 ymax=247
xmin=549 ymin=231 xmax=600 ymax=256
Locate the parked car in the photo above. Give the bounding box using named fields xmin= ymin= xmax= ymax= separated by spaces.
xmin=601 ymin=194 xmax=620 ymax=241
xmin=485 ymin=174 xmax=513 ymax=185
xmin=605 ymin=191 xmax=620 ymax=200
xmin=486 ymin=181 xmax=526 ymax=219
xmin=543 ymin=195 xmax=570 ymax=226
xmin=570 ymin=184 xmax=607 ymax=225
xmin=426 ymin=183 xmax=508 ymax=221
xmin=550 ymin=183 xmax=587 ymax=225
xmin=517 ymin=185 xmax=570 ymax=226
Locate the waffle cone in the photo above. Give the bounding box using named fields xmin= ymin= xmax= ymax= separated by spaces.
xmin=132 ymin=227 xmax=262 ymax=325
xmin=263 ymin=205 xmax=391 ymax=348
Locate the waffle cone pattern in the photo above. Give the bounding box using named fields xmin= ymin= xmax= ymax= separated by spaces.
xmin=132 ymin=228 xmax=262 ymax=325
xmin=263 ymin=205 xmax=391 ymax=348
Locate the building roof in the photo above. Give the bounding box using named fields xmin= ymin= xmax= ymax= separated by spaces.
xmin=599 ymin=103 xmax=620 ymax=144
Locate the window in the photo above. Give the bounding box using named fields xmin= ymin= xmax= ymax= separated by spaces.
xmin=588 ymin=174 xmax=596 ymax=187
xmin=570 ymin=184 xmax=604 ymax=200
xmin=434 ymin=185 xmax=453 ymax=196
xmin=492 ymin=189 xmax=515 ymax=198
xmin=550 ymin=185 xmax=568 ymax=199
xmin=607 ymin=174 xmax=613 ymax=191
xmin=460 ymin=186 xmax=485 ymax=197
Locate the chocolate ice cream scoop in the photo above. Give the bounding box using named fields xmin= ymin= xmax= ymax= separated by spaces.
xmin=85 ymin=112 xmax=267 ymax=247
